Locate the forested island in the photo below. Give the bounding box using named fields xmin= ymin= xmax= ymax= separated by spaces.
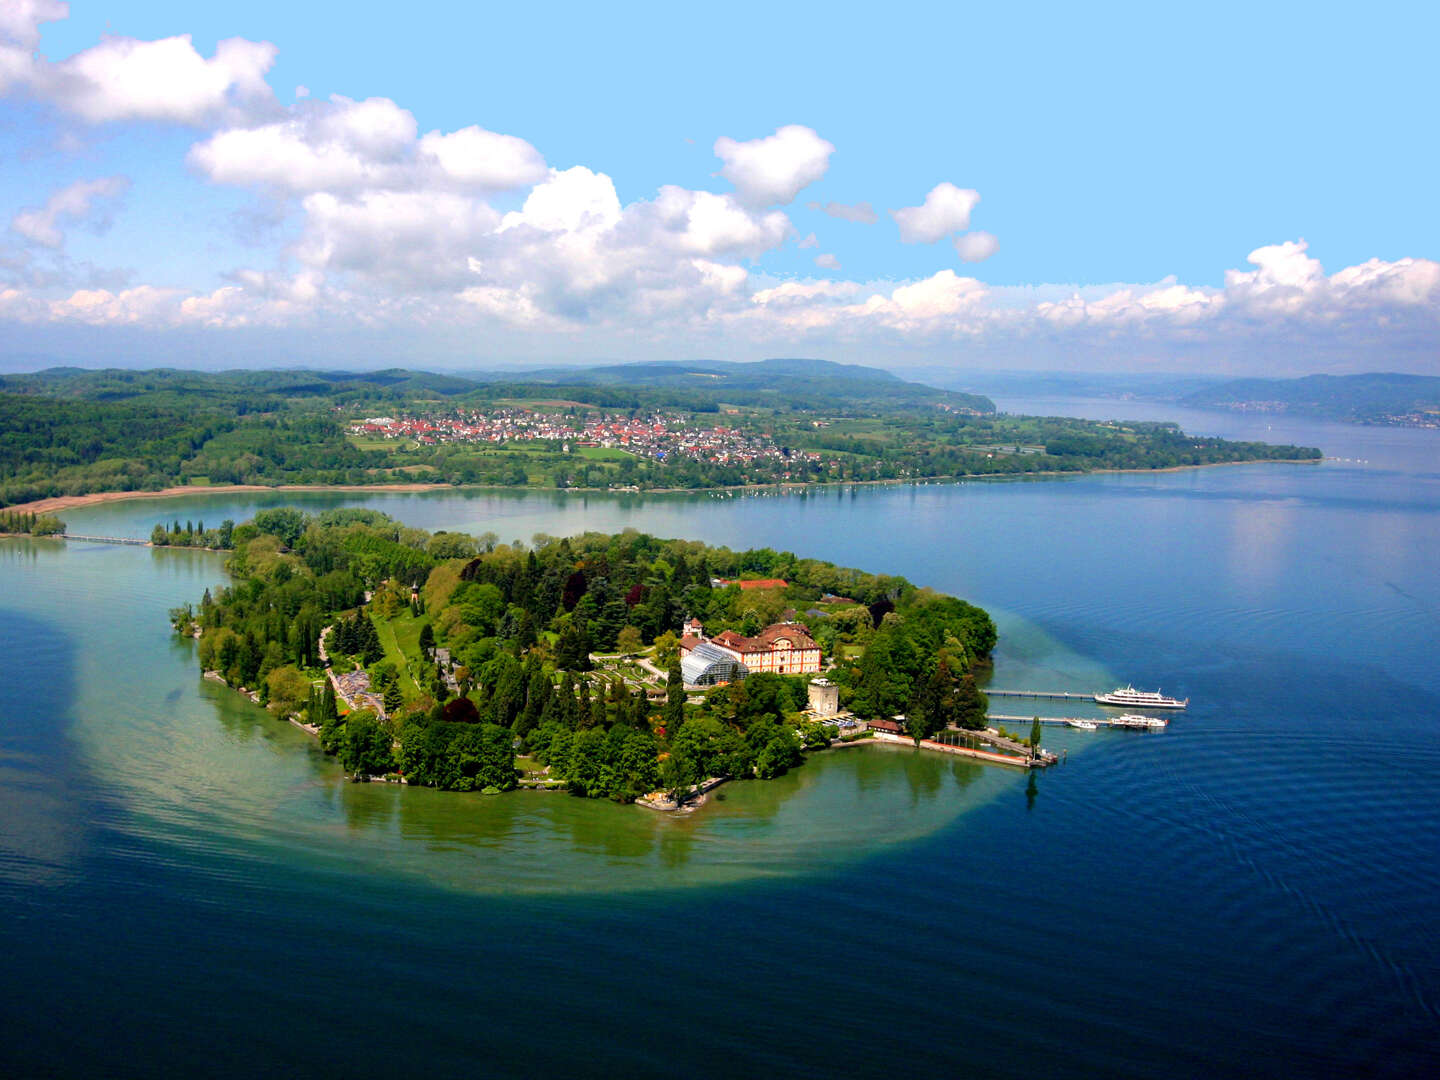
xmin=1 ymin=362 xmax=1321 ymax=508
xmin=172 ymin=508 xmax=999 ymax=804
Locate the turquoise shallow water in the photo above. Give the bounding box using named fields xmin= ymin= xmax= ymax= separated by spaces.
xmin=2 ymin=404 xmax=1437 ymax=1077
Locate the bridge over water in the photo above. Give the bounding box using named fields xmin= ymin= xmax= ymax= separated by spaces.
xmin=60 ymin=534 xmax=151 ymax=546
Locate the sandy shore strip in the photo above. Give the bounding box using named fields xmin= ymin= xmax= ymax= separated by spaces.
xmin=6 ymin=482 xmax=451 ymax=514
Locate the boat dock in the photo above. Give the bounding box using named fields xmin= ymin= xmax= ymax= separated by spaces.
xmin=988 ymin=713 xmax=1168 ymax=730
xmin=870 ymin=729 xmax=1055 ymax=768
xmin=985 ymin=689 xmax=1093 ymax=700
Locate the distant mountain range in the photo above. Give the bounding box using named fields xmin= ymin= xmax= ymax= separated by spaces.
xmin=1181 ymin=373 xmax=1440 ymax=425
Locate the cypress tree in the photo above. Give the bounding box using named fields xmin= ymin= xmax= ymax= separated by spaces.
xmin=556 ymin=673 xmax=579 ymax=729
xmin=665 ymin=657 xmax=686 ymax=734
xmin=360 ymin=615 xmax=383 ymax=664
xmin=383 ymin=681 xmax=404 ymax=717
xmin=518 ymin=669 xmax=551 ymax=735
xmin=577 ymin=679 xmax=593 ymax=729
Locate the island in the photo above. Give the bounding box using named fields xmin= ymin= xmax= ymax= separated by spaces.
xmin=170 ymin=508 xmax=1023 ymax=807
xmin=0 ymin=361 xmax=1321 ymax=511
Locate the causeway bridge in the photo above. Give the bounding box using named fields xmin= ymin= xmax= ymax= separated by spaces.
xmin=60 ymin=534 xmax=151 ymax=546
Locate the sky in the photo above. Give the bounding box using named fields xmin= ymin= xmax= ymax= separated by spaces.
xmin=0 ymin=0 xmax=1437 ymax=376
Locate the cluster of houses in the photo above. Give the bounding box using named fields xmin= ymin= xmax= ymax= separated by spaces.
xmin=349 ymin=408 xmax=825 ymax=472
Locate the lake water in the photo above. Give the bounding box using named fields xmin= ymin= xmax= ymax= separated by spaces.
xmin=2 ymin=401 xmax=1437 ymax=1078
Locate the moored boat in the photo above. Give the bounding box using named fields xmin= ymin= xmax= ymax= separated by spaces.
xmin=1066 ymin=718 xmax=1099 ymax=730
xmin=1109 ymin=713 xmax=1168 ymax=730
xmin=1094 ymin=685 xmax=1188 ymax=709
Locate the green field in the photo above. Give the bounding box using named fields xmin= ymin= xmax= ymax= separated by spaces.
xmin=347 ymin=435 xmax=405 ymax=452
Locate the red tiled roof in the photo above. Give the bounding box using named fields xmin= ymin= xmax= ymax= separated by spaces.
xmin=716 ymin=578 xmax=788 ymax=591
xmin=710 ymin=623 xmax=818 ymax=655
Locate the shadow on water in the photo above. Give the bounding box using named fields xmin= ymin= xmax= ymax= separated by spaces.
xmin=0 ymin=544 xmax=89 ymax=889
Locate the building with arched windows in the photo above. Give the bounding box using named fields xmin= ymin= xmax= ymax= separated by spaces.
xmin=678 ymin=619 xmax=822 ymax=679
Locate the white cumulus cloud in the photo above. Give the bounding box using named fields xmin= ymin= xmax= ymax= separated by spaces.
xmin=420 ymin=125 xmax=547 ymax=189
xmin=954 ymin=231 xmax=999 ymax=263
xmin=715 ymin=125 xmax=834 ymax=207
xmin=189 ymin=96 xmax=417 ymax=192
xmin=892 ymin=182 xmax=981 ymax=243
xmin=500 ymin=166 xmax=621 ymax=234
xmin=31 ymin=33 xmax=277 ymax=125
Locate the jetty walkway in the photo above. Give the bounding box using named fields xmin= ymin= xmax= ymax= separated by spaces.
xmin=985 ymin=689 xmax=1092 ymax=700
xmin=870 ymin=729 xmax=1056 ymax=768
xmin=989 ymin=713 xmax=1166 ymax=729
xmin=58 ymin=534 xmax=151 ymax=546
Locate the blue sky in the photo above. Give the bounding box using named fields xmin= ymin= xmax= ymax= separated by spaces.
xmin=1 ymin=0 xmax=1437 ymax=374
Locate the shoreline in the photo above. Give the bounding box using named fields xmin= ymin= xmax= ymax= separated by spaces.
xmin=5 ymin=482 xmax=451 ymax=514
xmin=2 ymin=457 xmax=1321 ymax=515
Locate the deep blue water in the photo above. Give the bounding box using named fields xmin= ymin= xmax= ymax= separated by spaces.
xmin=1 ymin=403 xmax=1436 ymax=1078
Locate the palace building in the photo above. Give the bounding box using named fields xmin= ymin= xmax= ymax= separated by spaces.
xmin=678 ymin=618 xmax=823 ymax=680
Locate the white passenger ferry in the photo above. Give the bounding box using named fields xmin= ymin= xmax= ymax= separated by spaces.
xmin=1094 ymin=685 xmax=1188 ymax=709
xmin=1109 ymin=713 xmax=1168 ymax=730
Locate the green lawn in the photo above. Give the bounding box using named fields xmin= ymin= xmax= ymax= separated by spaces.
xmin=574 ymin=446 xmax=634 ymax=462
xmin=376 ymin=609 xmax=430 ymax=699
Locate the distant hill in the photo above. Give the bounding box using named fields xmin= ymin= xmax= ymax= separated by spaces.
xmin=493 ymin=357 xmax=991 ymax=412
xmin=0 ymin=366 xmax=481 ymax=402
xmin=0 ymin=359 xmax=994 ymax=415
xmin=899 ymin=368 xmax=1229 ymax=401
xmin=520 ymin=358 xmax=902 ymax=386
xmin=1183 ymin=373 xmax=1440 ymax=425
